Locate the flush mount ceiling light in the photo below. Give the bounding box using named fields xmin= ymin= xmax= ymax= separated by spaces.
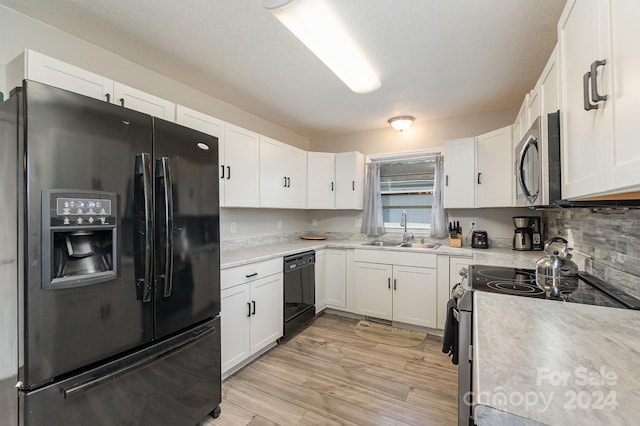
xmin=388 ymin=116 xmax=415 ymax=132
xmin=262 ymin=0 xmax=381 ymax=94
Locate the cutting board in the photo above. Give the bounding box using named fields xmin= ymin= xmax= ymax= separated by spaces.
xmin=300 ymin=234 xmax=328 ymax=240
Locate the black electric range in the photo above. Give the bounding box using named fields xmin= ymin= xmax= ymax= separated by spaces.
xmin=467 ymin=264 xmax=640 ymax=309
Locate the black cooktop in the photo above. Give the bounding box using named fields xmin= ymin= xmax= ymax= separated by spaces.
xmin=468 ymin=264 xmax=640 ymax=309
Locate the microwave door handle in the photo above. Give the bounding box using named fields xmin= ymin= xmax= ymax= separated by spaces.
xmin=158 ymin=157 xmax=174 ymax=298
xmin=518 ymin=137 xmax=538 ymax=203
xmin=134 ymin=153 xmax=153 ymax=303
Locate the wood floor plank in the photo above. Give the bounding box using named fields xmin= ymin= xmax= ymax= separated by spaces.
xmin=208 ymin=314 xmax=458 ymax=426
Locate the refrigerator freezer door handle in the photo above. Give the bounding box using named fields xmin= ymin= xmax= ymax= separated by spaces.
xmin=159 ymin=157 xmax=174 ymax=298
xmin=135 ymin=153 xmax=153 ymax=303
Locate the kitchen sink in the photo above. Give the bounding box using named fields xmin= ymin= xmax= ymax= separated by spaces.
xmin=361 ymin=240 xmax=440 ymax=250
xmin=361 ymin=240 xmax=403 ymax=247
xmin=398 ymin=242 xmax=441 ymax=249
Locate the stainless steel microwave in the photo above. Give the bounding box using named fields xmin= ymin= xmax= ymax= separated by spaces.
xmin=515 ymin=111 xmax=561 ymax=207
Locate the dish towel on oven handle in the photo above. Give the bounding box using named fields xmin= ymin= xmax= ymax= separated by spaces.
xmin=441 ymin=298 xmax=458 ymax=365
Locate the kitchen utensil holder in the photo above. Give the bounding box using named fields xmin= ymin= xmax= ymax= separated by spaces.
xmin=449 ymin=234 xmax=462 ymax=247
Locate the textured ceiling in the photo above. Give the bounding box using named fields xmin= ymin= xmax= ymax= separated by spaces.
xmin=0 ymin=0 xmax=566 ymax=138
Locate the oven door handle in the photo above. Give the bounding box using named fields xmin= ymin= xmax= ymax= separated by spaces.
xmin=453 ymin=308 xmax=460 ymax=322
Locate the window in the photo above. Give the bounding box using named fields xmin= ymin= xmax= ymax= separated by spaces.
xmin=379 ymin=161 xmax=435 ymax=230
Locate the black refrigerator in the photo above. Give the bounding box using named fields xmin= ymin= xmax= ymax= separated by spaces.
xmin=0 ymin=80 xmax=221 ymax=425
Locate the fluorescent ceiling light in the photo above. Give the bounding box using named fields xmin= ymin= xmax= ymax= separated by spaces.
xmin=263 ymin=0 xmax=381 ymax=94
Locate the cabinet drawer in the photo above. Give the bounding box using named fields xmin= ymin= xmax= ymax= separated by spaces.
xmin=221 ymin=257 xmax=282 ymax=290
xmin=354 ymin=249 xmax=436 ymax=268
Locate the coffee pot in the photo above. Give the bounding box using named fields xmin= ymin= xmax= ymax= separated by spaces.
xmin=535 ymin=237 xmax=579 ymax=297
xmin=513 ymin=216 xmax=533 ymax=251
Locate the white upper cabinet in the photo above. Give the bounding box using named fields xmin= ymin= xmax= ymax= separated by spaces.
xmin=175 ymin=105 xmax=225 ymax=205
xmin=307 ymin=151 xmax=364 ymax=210
xmin=113 ymin=82 xmax=175 ymax=121
xmin=7 ymin=49 xmax=113 ymax=102
xmin=224 ymin=124 xmax=260 ymax=207
xmin=443 ymin=137 xmax=476 ymax=209
xmin=559 ymin=0 xmax=640 ymax=199
xmin=526 ymin=82 xmax=541 ymax=127
xmin=259 ymin=135 xmax=307 ymax=209
xmin=7 ymin=50 xmax=176 ymax=121
xmin=475 ymin=125 xmax=513 ymax=208
xmin=512 ymin=94 xmax=529 ymax=143
xmin=335 ymin=152 xmax=365 ymax=210
xmin=540 ymin=45 xmax=560 ymax=117
xmin=307 ymin=152 xmax=336 ymax=209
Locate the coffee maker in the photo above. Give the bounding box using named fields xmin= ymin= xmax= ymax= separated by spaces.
xmin=529 ymin=216 xmax=543 ymax=251
xmin=513 ymin=216 xmax=533 ymax=251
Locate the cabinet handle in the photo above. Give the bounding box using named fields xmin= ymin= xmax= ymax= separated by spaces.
xmin=105 ymin=93 xmax=110 ymax=103
xmin=590 ymin=59 xmax=608 ymax=103
xmin=388 ymin=277 xmax=391 ymax=289
xmin=477 ymin=172 xmax=482 ymax=184
xmin=583 ymin=72 xmax=598 ymax=111
xmin=287 ymin=177 xmax=291 ymax=188
xmin=331 ymin=182 xmax=334 ymax=191
xmin=247 ymin=302 xmax=251 ymax=317
xmin=252 ymin=301 xmax=256 ymax=315
xmin=227 ymin=166 xmax=231 ymax=179
xmin=220 ymin=165 xmax=225 ymax=179
xmin=446 ymin=175 xmax=449 ymax=186
xmin=352 ymin=181 xmax=355 ymax=191
xmin=393 ymin=278 xmax=397 ymax=290
xmin=245 ymin=272 xmax=258 ymax=278
xmin=283 ymin=177 xmax=288 ymax=187
xmin=119 ymin=98 xmax=125 ymax=107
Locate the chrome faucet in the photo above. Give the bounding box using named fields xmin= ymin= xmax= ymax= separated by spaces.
xmin=400 ymin=210 xmax=408 ymax=242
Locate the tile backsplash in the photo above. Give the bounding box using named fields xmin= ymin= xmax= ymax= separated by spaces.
xmin=542 ymin=208 xmax=640 ymax=298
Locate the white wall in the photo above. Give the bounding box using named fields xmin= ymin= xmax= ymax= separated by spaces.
xmin=220 ymin=208 xmax=309 ymax=241
xmin=309 ymin=108 xmax=518 ymax=154
xmin=0 ymin=5 xmax=309 ymax=150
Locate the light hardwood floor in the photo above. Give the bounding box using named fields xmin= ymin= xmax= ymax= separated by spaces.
xmin=202 ymin=314 xmax=458 ymax=426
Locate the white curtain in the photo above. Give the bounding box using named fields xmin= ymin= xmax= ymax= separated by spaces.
xmin=360 ymin=162 xmax=386 ymax=236
xmin=431 ymin=155 xmax=448 ymax=238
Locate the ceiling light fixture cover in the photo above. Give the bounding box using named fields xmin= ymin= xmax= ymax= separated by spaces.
xmin=388 ymin=116 xmax=415 ymax=132
xmin=262 ymin=0 xmax=381 ymax=94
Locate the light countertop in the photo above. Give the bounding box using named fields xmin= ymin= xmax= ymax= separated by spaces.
xmin=473 ymin=291 xmax=640 ymax=426
xmin=220 ymin=237 xmax=543 ymax=270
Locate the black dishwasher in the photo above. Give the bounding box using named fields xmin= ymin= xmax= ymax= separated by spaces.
xmin=283 ymin=251 xmax=315 ymax=338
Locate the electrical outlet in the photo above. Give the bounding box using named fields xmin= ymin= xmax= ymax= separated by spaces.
xmin=230 ymin=222 xmax=237 ymax=234
xmin=471 ymin=221 xmax=476 ymax=228
xmin=277 ymin=220 xmax=282 ymax=230
xmin=312 ymin=219 xmax=318 ymax=227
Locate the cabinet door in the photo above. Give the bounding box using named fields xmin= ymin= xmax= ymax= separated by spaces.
xmin=335 ymin=152 xmax=365 ymax=210
xmin=286 ymin=145 xmax=308 ymax=209
xmin=315 ymin=250 xmax=327 ymax=313
xmin=224 ymin=124 xmax=260 ymax=207
xmin=250 ymin=274 xmax=283 ymax=353
xmin=175 ymin=105 xmax=226 ymax=207
xmin=607 ymin=1 xmax=640 ymax=192
xmin=307 ymin=152 xmax=336 ymax=209
xmin=354 ymin=262 xmax=393 ymax=320
xmin=527 ymin=83 xmax=541 ymax=126
xmin=17 ymin=50 xmax=113 ymax=102
xmin=475 ymin=126 xmax=513 ymax=208
xmin=443 ymin=138 xmax=475 ymax=208
xmin=113 ymin=82 xmax=175 ymax=121
xmin=513 ymin=95 xmax=529 ymax=143
xmin=326 ymin=249 xmax=346 ymax=308
xmin=392 ymin=266 xmax=437 ymax=328
xmin=540 ymin=45 xmax=560 ymax=117
xmin=259 ymin=135 xmax=287 ymax=208
xmin=558 ymin=0 xmax=608 ymax=198
xmin=221 ymin=284 xmax=251 ymax=373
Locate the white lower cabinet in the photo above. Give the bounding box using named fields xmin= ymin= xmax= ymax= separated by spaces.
xmin=354 ymin=250 xmax=438 ymax=328
xmin=220 ymin=259 xmax=283 ymax=375
xmin=326 ymin=249 xmax=347 ymax=309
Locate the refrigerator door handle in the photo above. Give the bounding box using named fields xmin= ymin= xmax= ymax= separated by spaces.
xmin=158 ymin=157 xmax=174 ymax=298
xmin=135 ymin=153 xmax=153 ymax=303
